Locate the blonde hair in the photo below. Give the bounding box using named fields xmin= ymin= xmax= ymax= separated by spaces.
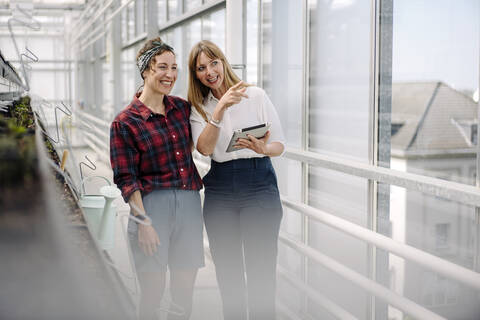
xmin=187 ymin=40 xmax=245 ymax=122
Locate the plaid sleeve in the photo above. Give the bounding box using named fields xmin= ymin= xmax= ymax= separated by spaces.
xmin=185 ymin=102 xmax=194 ymax=148
xmin=110 ymin=121 xmax=142 ymax=202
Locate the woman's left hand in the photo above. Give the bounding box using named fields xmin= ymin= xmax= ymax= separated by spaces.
xmin=234 ymin=131 xmax=271 ymax=155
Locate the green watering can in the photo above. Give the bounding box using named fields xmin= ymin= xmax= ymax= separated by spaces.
xmin=79 ymin=176 xmax=121 ymax=250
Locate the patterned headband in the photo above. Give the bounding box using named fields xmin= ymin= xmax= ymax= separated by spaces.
xmin=136 ymin=41 xmax=174 ymax=78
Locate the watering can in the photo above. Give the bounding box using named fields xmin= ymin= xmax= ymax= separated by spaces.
xmin=78 ymin=176 xmax=121 ymax=250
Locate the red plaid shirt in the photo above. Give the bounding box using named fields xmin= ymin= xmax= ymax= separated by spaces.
xmin=110 ymin=94 xmax=203 ymax=202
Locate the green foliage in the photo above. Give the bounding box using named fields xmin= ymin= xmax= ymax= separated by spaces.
xmin=0 ymin=133 xmax=36 ymax=186
xmin=0 ymin=96 xmax=37 ymax=187
xmin=44 ymin=136 xmax=54 ymax=155
xmin=12 ymin=96 xmax=34 ymax=129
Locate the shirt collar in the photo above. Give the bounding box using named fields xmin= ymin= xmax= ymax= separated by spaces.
xmin=206 ymin=90 xmax=219 ymax=104
xmin=132 ymin=92 xmax=178 ymax=121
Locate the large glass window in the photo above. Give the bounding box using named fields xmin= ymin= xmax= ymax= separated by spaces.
xmin=306 ymin=0 xmax=373 ymax=318
xmin=261 ymin=0 xmax=306 ymax=315
xmin=161 ymin=7 xmax=226 ymax=99
xmin=388 ymin=0 xmax=479 ymax=184
xmin=378 ymin=1 xmax=480 ymax=319
xmin=2 ymin=32 xmax=69 ymax=106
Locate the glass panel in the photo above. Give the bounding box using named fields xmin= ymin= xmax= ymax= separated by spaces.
xmin=95 ymin=34 xmax=106 ymax=57
xmin=101 ymin=57 xmax=113 ymax=120
xmin=121 ymin=47 xmax=136 ymax=106
xmin=121 ymin=10 xmax=128 ymax=44
xmin=158 ymin=0 xmax=167 ymax=26
xmin=201 ymin=9 xmax=225 ymax=53
xmin=246 ymin=0 xmax=258 ymax=85
xmin=86 ymin=61 xmax=95 ymax=109
xmin=261 ymin=0 xmax=304 ymax=294
xmin=276 ymin=157 xmax=303 ymax=240
xmin=32 ymin=15 xmax=64 ymax=24
xmin=168 ymin=0 xmax=179 ymax=20
xmin=307 ymin=246 xmax=367 ymax=320
xmin=135 ymin=0 xmax=145 ymax=36
xmin=378 ymin=2 xmax=480 ymax=319
xmin=308 ymin=2 xmax=371 ymax=160
xmin=277 ymin=245 xmax=304 ymax=315
xmin=386 ymin=186 xmax=479 ymax=319
xmin=388 ymin=0 xmax=479 ymax=184
xmin=261 ymin=2 xmax=307 ymax=316
xmin=168 ymin=26 xmax=184 ymax=97
xmin=306 ymin=0 xmax=373 ymax=318
xmin=185 ymin=19 xmax=202 ymax=58
xmin=209 ymin=9 xmax=225 ymax=53
xmin=29 ymin=72 xmax=55 ymax=101
xmin=127 ymin=2 xmax=135 ymax=41
xmin=262 ymin=0 xmax=303 ymax=146
xmin=184 ymin=0 xmax=202 ymax=12
xmin=4 ymin=34 xmax=68 ymax=103
xmin=179 ymin=19 xmax=202 ymax=98
xmin=144 ymin=0 xmax=148 ymax=33
xmin=25 ymin=37 xmax=56 ymax=61
xmin=160 ymin=30 xmax=174 ymax=46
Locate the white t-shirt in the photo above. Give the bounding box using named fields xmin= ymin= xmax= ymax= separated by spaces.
xmin=190 ymin=86 xmax=285 ymax=163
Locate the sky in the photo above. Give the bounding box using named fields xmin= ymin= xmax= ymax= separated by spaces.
xmin=392 ymin=0 xmax=479 ymax=92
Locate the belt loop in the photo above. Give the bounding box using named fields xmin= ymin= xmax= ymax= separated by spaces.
xmin=254 ymin=157 xmax=258 ymax=169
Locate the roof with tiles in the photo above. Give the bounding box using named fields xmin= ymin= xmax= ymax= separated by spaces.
xmin=391 ymin=81 xmax=477 ymax=152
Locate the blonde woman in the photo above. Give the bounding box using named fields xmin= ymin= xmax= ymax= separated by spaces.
xmin=110 ymin=37 xmax=204 ymax=320
xmin=188 ymin=40 xmax=285 ymax=320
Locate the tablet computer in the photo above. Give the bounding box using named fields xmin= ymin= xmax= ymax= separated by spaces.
xmin=225 ymin=122 xmax=271 ymax=153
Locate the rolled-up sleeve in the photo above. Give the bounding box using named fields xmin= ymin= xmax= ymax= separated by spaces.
xmin=110 ymin=121 xmax=142 ymax=202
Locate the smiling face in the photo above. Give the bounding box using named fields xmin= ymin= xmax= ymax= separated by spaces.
xmin=195 ymin=51 xmax=225 ymax=92
xmin=143 ymin=51 xmax=177 ymax=95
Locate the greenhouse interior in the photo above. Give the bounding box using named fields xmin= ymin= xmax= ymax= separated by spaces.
xmin=1 ymin=0 xmax=480 ymax=319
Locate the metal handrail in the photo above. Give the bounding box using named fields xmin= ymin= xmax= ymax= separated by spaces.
xmin=277 ymin=266 xmax=357 ymax=320
xmin=77 ymin=0 xmax=136 ymax=52
xmin=72 ymin=117 xmax=479 ymax=318
xmin=83 ymin=128 xmax=109 ymax=148
xmin=277 ymin=303 xmax=303 ymax=320
xmin=284 ymin=147 xmax=480 ymax=207
xmin=279 ymin=232 xmax=446 ymax=320
xmin=281 ymin=197 xmax=480 ymax=291
xmin=71 ymin=0 xmax=115 ymax=43
xmin=76 ymin=109 xmax=111 ymax=129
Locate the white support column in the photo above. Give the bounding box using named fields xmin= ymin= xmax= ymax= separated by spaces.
xmin=226 ymin=0 xmax=245 ymax=80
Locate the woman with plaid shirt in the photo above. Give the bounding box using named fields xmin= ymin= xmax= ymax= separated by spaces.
xmin=110 ymin=37 xmax=203 ymax=320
